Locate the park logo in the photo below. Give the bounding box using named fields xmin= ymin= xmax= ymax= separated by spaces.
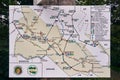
xmin=14 ymin=66 xmax=22 ymax=75
xmin=27 ymin=65 xmax=37 ymax=76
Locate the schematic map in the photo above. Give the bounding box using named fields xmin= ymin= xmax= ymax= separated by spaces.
xmin=9 ymin=6 xmax=110 ymax=77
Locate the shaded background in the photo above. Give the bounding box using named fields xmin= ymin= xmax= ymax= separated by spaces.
xmin=0 ymin=0 xmax=120 ymax=80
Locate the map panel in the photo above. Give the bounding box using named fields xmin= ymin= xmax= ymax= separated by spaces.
xmin=9 ymin=6 xmax=110 ymax=77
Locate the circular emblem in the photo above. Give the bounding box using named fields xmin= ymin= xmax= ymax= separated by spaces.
xmin=14 ymin=66 xmax=22 ymax=75
xmin=27 ymin=65 xmax=37 ymax=75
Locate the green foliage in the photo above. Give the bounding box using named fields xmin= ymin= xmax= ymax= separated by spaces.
xmin=9 ymin=0 xmax=17 ymax=5
xmin=111 ymin=24 xmax=120 ymax=71
xmin=0 ymin=50 xmax=8 ymax=80
xmin=76 ymin=0 xmax=106 ymax=5
xmin=9 ymin=0 xmax=33 ymax=5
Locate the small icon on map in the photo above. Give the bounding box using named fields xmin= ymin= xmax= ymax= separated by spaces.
xmin=27 ymin=65 xmax=37 ymax=75
xmin=14 ymin=66 xmax=22 ymax=75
